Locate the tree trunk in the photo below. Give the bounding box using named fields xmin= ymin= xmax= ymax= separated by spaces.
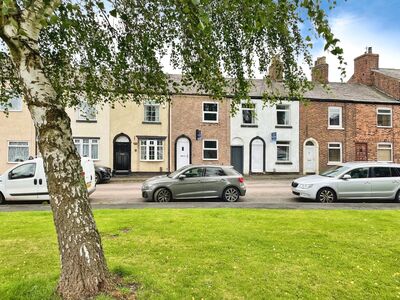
xmin=1 ymin=14 xmax=115 ymax=300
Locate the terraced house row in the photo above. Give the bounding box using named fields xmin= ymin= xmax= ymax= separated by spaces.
xmin=1 ymin=48 xmax=399 ymax=175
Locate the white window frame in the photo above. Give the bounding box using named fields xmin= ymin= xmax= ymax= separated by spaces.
xmin=377 ymin=142 xmax=393 ymax=162
xmin=376 ymin=107 xmax=392 ymax=128
xmin=202 ymin=102 xmax=219 ymax=123
xmin=276 ymin=104 xmax=291 ymax=126
xmin=328 ymin=142 xmax=342 ymax=165
xmin=7 ymin=141 xmax=29 ymax=163
xmin=0 ymin=96 xmax=22 ymax=112
xmin=241 ymin=102 xmax=257 ymax=125
xmin=328 ymin=106 xmax=343 ymax=129
xmin=73 ymin=138 xmax=99 ymax=160
xmin=77 ymin=102 xmax=97 ymax=121
xmin=140 ymin=139 xmax=164 ymax=161
xmin=276 ymin=141 xmax=290 ymax=162
xmin=203 ymin=139 xmax=219 ymax=160
xmin=143 ymin=101 xmax=160 ymax=123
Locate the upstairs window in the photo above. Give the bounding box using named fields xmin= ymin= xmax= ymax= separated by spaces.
xmin=203 ymin=102 xmax=219 ymax=122
xmin=328 ymin=107 xmax=342 ymax=129
xmin=0 ymin=96 xmax=22 ymax=112
xmin=276 ymin=104 xmax=290 ymax=126
xmin=144 ymin=101 xmax=160 ymax=123
xmin=74 ymin=138 xmax=99 ymax=160
xmin=77 ymin=102 xmax=96 ymax=121
xmin=242 ymin=103 xmax=256 ymax=125
xmin=377 ymin=108 xmax=392 ymax=127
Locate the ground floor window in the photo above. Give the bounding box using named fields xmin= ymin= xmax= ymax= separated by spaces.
xmin=140 ymin=139 xmax=163 ymax=161
xmin=74 ymin=138 xmax=99 ymax=160
xmin=328 ymin=142 xmax=342 ymax=164
xmin=8 ymin=141 xmax=29 ymax=163
xmin=203 ymin=140 xmax=218 ymax=160
xmin=377 ymin=143 xmax=392 ymax=162
xmin=277 ymin=141 xmax=290 ymax=162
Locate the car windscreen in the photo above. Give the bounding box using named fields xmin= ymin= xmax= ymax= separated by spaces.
xmin=321 ymin=166 xmax=350 ymax=178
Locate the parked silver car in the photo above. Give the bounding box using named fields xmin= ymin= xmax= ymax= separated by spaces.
xmin=292 ymin=162 xmax=400 ymax=202
xmin=142 ymin=165 xmax=246 ymax=202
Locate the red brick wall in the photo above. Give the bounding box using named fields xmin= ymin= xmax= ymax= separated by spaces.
xmin=373 ymin=71 xmax=400 ymax=100
xmin=170 ymin=95 xmax=231 ymax=170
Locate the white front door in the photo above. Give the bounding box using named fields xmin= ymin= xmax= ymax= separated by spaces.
xmin=176 ymin=137 xmax=190 ymax=169
xmin=251 ymin=139 xmax=264 ymax=173
xmin=305 ymin=145 xmax=317 ymax=173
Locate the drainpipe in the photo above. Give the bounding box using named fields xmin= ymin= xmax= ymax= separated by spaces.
xmin=167 ymin=100 xmax=171 ymax=173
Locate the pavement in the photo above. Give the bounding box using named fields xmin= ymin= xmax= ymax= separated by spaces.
xmin=1 ymin=178 xmax=400 ymax=211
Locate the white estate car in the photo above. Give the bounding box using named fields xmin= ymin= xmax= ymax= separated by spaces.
xmin=0 ymin=157 xmax=96 ymax=203
xmin=292 ymin=162 xmax=400 ymax=202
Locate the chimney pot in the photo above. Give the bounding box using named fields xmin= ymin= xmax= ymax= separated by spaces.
xmin=368 ymin=47 xmax=372 ymax=54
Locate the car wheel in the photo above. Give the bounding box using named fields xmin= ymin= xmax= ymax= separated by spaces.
xmin=0 ymin=193 xmax=5 ymax=205
xmin=223 ymin=187 xmax=240 ymax=202
xmin=154 ymin=188 xmax=172 ymax=203
xmin=317 ymin=188 xmax=336 ymax=203
xmin=395 ymin=190 xmax=400 ymax=202
xmin=95 ymin=172 xmax=101 ymax=184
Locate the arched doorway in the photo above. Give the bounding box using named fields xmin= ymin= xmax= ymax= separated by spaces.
xmin=113 ymin=133 xmax=131 ymax=173
xmin=250 ymin=137 xmax=265 ymax=173
xmin=175 ymin=136 xmax=191 ymax=170
xmin=303 ymin=138 xmax=319 ymax=174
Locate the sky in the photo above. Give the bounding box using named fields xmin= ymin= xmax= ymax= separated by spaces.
xmin=308 ymin=0 xmax=400 ymax=82
xmin=162 ymin=0 xmax=400 ymax=83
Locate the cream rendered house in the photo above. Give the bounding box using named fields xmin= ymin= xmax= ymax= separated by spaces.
xmin=0 ymin=98 xmax=36 ymax=173
xmin=110 ymin=101 xmax=170 ymax=174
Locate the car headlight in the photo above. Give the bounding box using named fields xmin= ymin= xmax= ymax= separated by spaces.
xmin=298 ymin=184 xmax=313 ymax=189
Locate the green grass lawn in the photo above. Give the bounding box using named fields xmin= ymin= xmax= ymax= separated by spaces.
xmin=1 ymin=209 xmax=400 ymax=299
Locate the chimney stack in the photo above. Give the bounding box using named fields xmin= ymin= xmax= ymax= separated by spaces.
xmin=348 ymin=47 xmax=379 ymax=85
xmin=268 ymin=57 xmax=284 ymax=81
xmin=311 ymin=56 xmax=329 ymax=84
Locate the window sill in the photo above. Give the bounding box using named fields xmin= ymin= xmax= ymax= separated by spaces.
xmin=377 ymin=126 xmax=392 ymax=129
xmin=327 ymin=127 xmax=344 ymax=130
xmin=275 ymin=125 xmax=292 ymax=129
xmin=202 ymin=121 xmax=219 ymax=124
xmin=241 ymin=124 xmax=258 ymax=128
xmin=203 ymin=158 xmax=218 ymax=161
xmin=327 ymin=162 xmax=341 ymax=165
xmin=77 ymin=120 xmax=97 ymax=123
xmin=142 ymin=121 xmax=161 ymax=125
xmin=275 ymin=161 xmax=293 ymax=165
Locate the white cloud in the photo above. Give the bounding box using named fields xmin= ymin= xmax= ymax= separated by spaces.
xmin=314 ymin=13 xmax=400 ymax=82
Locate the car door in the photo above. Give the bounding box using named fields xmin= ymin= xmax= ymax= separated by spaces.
xmin=5 ymin=162 xmax=38 ymax=201
xmin=369 ymin=167 xmax=399 ymax=198
xmin=337 ymin=167 xmax=371 ymax=199
xmin=202 ymin=167 xmax=227 ymax=197
xmin=36 ymin=162 xmax=49 ymax=201
xmin=173 ymin=167 xmax=205 ymax=199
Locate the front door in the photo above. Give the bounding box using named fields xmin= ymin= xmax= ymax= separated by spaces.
xmin=231 ymin=146 xmax=244 ymax=174
xmin=176 ymin=137 xmax=190 ymax=169
xmin=251 ymin=139 xmax=264 ymax=173
xmin=304 ymin=142 xmax=317 ymax=173
xmin=355 ymin=143 xmax=368 ymax=161
xmin=114 ymin=142 xmax=131 ymax=172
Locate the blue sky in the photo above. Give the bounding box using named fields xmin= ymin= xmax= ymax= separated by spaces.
xmin=312 ymin=0 xmax=400 ymax=81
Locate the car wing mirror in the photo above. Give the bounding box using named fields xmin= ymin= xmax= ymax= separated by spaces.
xmin=178 ymin=174 xmax=186 ymax=180
xmin=342 ymin=174 xmax=351 ymax=180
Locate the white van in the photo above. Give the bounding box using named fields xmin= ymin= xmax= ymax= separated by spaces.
xmin=0 ymin=157 xmax=96 ymax=203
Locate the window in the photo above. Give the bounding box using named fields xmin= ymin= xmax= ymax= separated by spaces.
xmin=140 ymin=140 xmax=163 ymax=161
xmin=277 ymin=141 xmax=290 ymax=162
xmin=276 ymin=104 xmax=290 ymax=126
xmin=203 ymin=102 xmax=218 ymax=122
xmin=205 ymin=167 xmax=226 ymax=177
xmin=77 ymin=102 xmax=96 ymax=121
xmin=345 ymin=167 xmax=369 ymax=179
xmin=203 ymin=140 xmax=218 ymax=160
xmin=0 ymin=96 xmax=22 ymax=112
xmin=242 ymin=103 xmax=256 ymax=125
xmin=74 ymin=138 xmax=99 ymax=160
xmin=377 ymin=108 xmax=392 ymax=127
xmin=328 ymin=142 xmax=342 ymax=164
xmin=184 ymin=167 xmax=204 ymax=178
xmin=328 ymin=107 xmax=342 ymax=129
xmin=8 ymin=163 xmax=36 ymax=180
xmin=370 ymin=167 xmax=391 ymax=178
xmin=377 ymin=143 xmax=392 ymax=162
xmin=144 ymin=101 xmax=160 ymax=123
xmin=8 ymin=141 xmax=29 ymax=163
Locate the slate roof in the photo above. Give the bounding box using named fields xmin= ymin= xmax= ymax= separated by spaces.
xmin=169 ymin=74 xmax=399 ymax=104
xmin=373 ymin=68 xmax=400 ymax=80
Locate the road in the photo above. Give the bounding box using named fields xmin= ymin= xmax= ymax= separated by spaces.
xmin=1 ymin=179 xmax=400 ymax=211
